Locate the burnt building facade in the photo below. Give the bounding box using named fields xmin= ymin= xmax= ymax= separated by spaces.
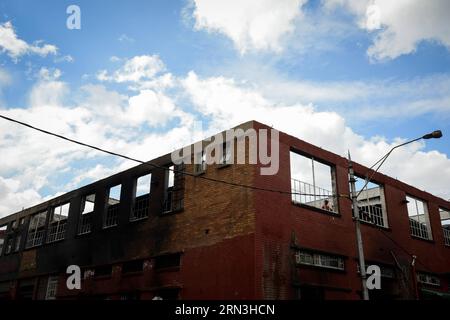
xmin=0 ymin=121 xmax=449 ymax=300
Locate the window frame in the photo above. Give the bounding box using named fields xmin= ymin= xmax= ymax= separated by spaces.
xmin=47 ymin=203 xmax=70 ymax=243
xmin=290 ymin=150 xmax=339 ymax=215
xmin=295 ymin=250 xmax=345 ymax=271
xmin=131 ymin=173 xmax=152 ymax=221
xmin=25 ymin=211 xmax=47 ymax=248
xmin=406 ymin=195 xmax=432 ymax=240
xmin=104 ymin=184 xmax=122 ymax=228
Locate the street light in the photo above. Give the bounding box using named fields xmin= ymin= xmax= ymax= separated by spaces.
xmin=348 ymin=130 xmax=443 ymax=300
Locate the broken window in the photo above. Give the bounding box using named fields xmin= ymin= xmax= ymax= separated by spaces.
xmin=193 ymin=150 xmax=207 ymax=174
xmin=355 ymin=177 xmax=388 ymax=227
xmin=154 ymin=253 xmax=181 ymax=270
xmin=439 ymin=208 xmax=450 ymax=246
xmin=417 ymin=272 xmax=440 ymax=286
xmin=94 ymin=265 xmax=112 ymax=278
xmin=219 ymin=141 xmax=232 ymax=165
xmin=26 ymin=211 xmax=47 ymax=248
xmin=122 ymin=259 xmax=144 ymax=274
xmin=290 ymin=151 xmax=338 ymax=213
xmin=295 ymin=250 xmax=344 ymax=270
xmin=79 ymin=194 xmax=95 ymax=235
xmin=163 ymin=165 xmax=185 ymax=214
xmin=5 ymin=237 xmax=13 ymax=255
xmin=131 ymin=173 xmax=152 ymax=221
xmin=407 ymin=196 xmax=432 ymax=240
xmin=14 ymin=235 xmax=21 ymax=252
xmin=45 ymin=276 xmax=58 ymax=300
xmin=0 ymin=224 xmax=6 ymax=255
xmin=104 ymin=184 xmax=121 ymax=228
xmin=47 ymin=203 xmax=69 ymax=243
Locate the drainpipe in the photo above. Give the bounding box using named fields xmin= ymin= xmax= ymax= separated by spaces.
xmin=411 ymin=255 xmax=419 ymax=300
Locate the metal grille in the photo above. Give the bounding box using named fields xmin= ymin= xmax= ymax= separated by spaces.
xmin=131 ymin=194 xmax=149 ymax=221
xmin=295 ymin=251 xmax=344 ymax=270
xmin=443 ymin=228 xmax=450 ymax=246
xmin=47 ymin=220 xmax=67 ymax=243
xmin=163 ymin=164 xmax=185 ymax=214
xmin=291 ymin=178 xmax=337 ymax=213
xmin=104 ymin=204 xmax=119 ymax=227
xmin=409 ymin=218 xmax=430 ymax=239
xmin=26 ymin=228 xmax=45 ymax=248
xmin=78 ymin=213 xmax=92 ymax=235
xmin=358 ymin=205 xmax=385 ymax=227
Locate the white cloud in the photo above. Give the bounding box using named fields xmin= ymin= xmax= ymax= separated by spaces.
xmin=0 ymin=75 xmax=192 ymax=217
xmin=127 ymin=89 xmax=177 ymax=127
xmin=110 ymin=56 xmax=121 ymax=62
xmin=0 ymin=67 xmax=11 ymax=86
xmin=1 ymin=55 xmax=449 ymax=219
xmin=182 ymin=71 xmax=450 ymax=199
xmin=325 ymin=0 xmax=450 ymax=60
xmin=54 ymin=55 xmax=74 ymax=63
xmin=97 ymin=55 xmax=166 ymax=83
xmin=191 ymin=0 xmax=306 ymax=54
xmin=0 ymin=21 xmax=58 ymax=61
xmin=118 ymin=34 xmax=135 ymax=43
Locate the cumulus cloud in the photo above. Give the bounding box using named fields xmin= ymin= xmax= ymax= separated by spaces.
xmin=97 ymin=55 xmax=166 ymax=83
xmin=0 ymin=21 xmax=58 ymax=61
xmin=325 ymin=0 xmax=450 ymax=60
xmin=1 ymin=55 xmax=449 ymax=219
xmin=182 ymin=71 xmax=450 ymax=199
xmin=190 ymin=0 xmax=306 ymax=54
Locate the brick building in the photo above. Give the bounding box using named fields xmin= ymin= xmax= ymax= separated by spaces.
xmin=0 ymin=120 xmax=449 ymax=300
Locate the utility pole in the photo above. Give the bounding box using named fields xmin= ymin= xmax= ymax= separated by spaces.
xmin=348 ymin=151 xmax=369 ymax=300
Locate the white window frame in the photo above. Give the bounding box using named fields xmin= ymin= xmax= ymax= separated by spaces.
xmin=417 ymin=273 xmax=441 ymax=287
xmin=406 ymin=195 xmax=432 ymax=240
xmin=194 ymin=150 xmax=207 ymax=174
xmin=26 ymin=211 xmax=47 ymax=248
xmin=131 ymin=173 xmax=152 ymax=221
xmin=47 ymin=203 xmax=69 ymax=243
xmin=79 ymin=194 xmax=95 ymax=235
xmin=295 ymin=250 xmax=344 ymax=270
xmin=45 ymin=276 xmax=59 ymax=300
xmin=439 ymin=208 xmax=450 ymax=246
xmin=290 ymin=152 xmax=339 ymax=214
xmin=220 ymin=141 xmax=232 ymax=165
xmin=104 ymin=184 xmax=121 ymax=228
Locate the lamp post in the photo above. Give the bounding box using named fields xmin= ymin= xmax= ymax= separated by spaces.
xmin=349 ymin=130 xmax=442 ymax=300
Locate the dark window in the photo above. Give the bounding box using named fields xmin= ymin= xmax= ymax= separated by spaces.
xmin=154 ymin=253 xmax=181 ymax=270
xmin=94 ymin=265 xmax=112 ymax=277
xmin=122 ymin=260 xmax=144 ymax=274
xmin=298 ymin=286 xmax=325 ymax=300
xmin=155 ymin=288 xmax=180 ymax=300
xmin=104 ymin=184 xmax=121 ymax=228
xmin=163 ymin=164 xmax=185 ymax=213
xmin=79 ymin=193 xmax=95 ymax=235
xmin=131 ymin=174 xmax=151 ymax=221
xmin=14 ymin=235 xmax=21 ymax=252
xmin=5 ymin=237 xmax=13 ymax=254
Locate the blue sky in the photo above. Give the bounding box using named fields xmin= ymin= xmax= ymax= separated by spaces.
xmin=0 ymin=0 xmax=449 ymax=216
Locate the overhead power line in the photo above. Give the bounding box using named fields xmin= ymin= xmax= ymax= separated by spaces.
xmin=0 ymin=114 xmax=433 ymax=271
xmin=0 ymin=114 xmax=323 ymax=197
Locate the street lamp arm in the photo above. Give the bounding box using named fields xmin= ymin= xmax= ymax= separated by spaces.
xmin=356 ymin=136 xmax=424 ymax=198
